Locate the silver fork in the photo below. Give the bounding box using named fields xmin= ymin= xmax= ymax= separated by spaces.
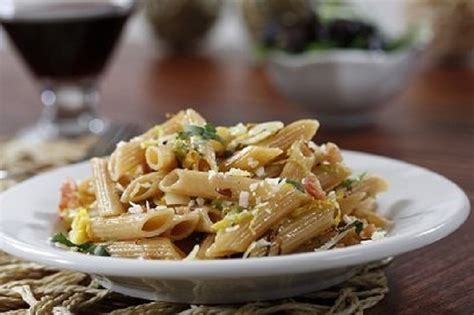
xmin=83 ymin=123 xmax=139 ymax=160
xmin=0 ymin=123 xmax=139 ymax=181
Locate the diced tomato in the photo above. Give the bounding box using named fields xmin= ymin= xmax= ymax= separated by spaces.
xmin=303 ymin=174 xmax=326 ymax=200
xmin=58 ymin=178 xmax=80 ymax=211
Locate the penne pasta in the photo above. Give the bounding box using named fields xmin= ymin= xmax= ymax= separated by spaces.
xmin=89 ymin=208 xmax=174 ymax=241
xmin=91 ymin=158 xmax=125 ymax=217
xmin=196 ymin=234 xmax=215 ymax=259
xmin=159 ymin=169 xmax=269 ymax=201
xmin=257 ymin=119 xmax=319 ymax=153
xmin=206 ymin=185 xmax=311 ymax=257
xmin=145 ymin=145 xmax=177 ymax=172
xmin=222 ymin=146 xmax=283 ymax=172
xmin=54 ymin=110 xmax=390 ymax=261
xmin=276 ymin=200 xmax=338 ymax=254
xmin=280 ymin=140 xmax=315 ymax=181
xmin=120 ymin=171 xmax=166 ymax=203
xmin=105 ymin=237 xmax=185 ymax=260
xmin=195 ymin=206 xmax=223 ymax=233
xmin=313 ymin=163 xmax=352 ymax=192
xmin=163 ymin=212 xmax=200 ymax=240
xmin=108 ymin=141 xmax=146 ymax=182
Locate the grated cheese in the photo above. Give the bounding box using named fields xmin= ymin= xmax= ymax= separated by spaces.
xmin=183 ymin=245 xmax=200 ymax=260
xmin=255 ymin=166 xmax=265 ymax=177
xmin=128 ymin=202 xmax=144 ymax=214
xmin=196 ymin=197 xmax=205 ymax=207
xmin=371 ymin=230 xmax=386 ymax=241
xmin=225 ymin=168 xmax=252 ymax=177
xmin=239 ymin=191 xmax=249 ymax=208
xmin=247 ymin=157 xmax=259 ymax=168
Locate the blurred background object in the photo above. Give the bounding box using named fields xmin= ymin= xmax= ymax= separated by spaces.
xmin=241 ymin=0 xmax=425 ymax=128
xmin=145 ymin=0 xmax=222 ymax=52
xmin=409 ymin=0 xmax=474 ymax=66
xmin=0 ymin=0 xmax=135 ymax=141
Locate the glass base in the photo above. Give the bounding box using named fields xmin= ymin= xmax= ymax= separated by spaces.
xmin=17 ymin=116 xmax=109 ymax=143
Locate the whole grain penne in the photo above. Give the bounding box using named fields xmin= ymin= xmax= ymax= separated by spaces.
xmin=257 ymin=119 xmax=319 ymax=153
xmin=108 ymin=141 xmax=146 ymax=182
xmin=120 ymin=171 xmax=166 ymax=203
xmin=280 ymin=140 xmax=315 ymax=181
xmin=206 ymin=185 xmax=311 ymax=257
xmin=222 ymin=146 xmax=283 ymax=172
xmin=159 ymin=169 xmax=269 ymax=201
xmin=105 ymin=237 xmax=185 ymax=260
xmin=145 ymin=145 xmax=177 ymax=171
xmin=276 ymin=200 xmax=338 ymax=254
xmin=89 ymin=208 xmax=174 ymax=241
xmin=163 ymin=212 xmax=200 ymax=240
xmin=91 ymin=158 xmax=125 ymax=217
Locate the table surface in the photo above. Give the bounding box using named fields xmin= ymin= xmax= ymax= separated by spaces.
xmin=1 ymin=39 xmax=473 ymax=314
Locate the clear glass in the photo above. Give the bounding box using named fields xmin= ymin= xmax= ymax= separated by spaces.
xmin=0 ymin=0 xmax=135 ymax=141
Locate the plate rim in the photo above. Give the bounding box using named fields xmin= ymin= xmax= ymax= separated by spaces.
xmin=0 ymin=150 xmax=470 ymax=279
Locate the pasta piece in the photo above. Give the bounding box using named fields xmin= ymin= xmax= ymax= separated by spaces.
xmin=89 ymin=208 xmax=174 ymax=241
xmin=222 ymin=146 xmax=283 ymax=172
xmin=264 ymin=159 xmax=287 ymax=178
xmin=163 ymin=192 xmax=190 ymax=206
xmin=77 ymin=177 xmax=96 ymax=207
xmin=312 ymin=142 xmax=343 ymax=164
xmin=352 ymin=176 xmax=389 ymax=196
xmin=338 ymin=192 xmax=367 ymax=216
xmin=159 ymin=169 xmax=268 ymax=201
xmin=91 ymin=158 xmax=125 ymax=217
xmin=141 ymin=111 xmax=185 ymax=140
xmin=313 ymin=163 xmax=352 ymax=192
xmin=120 ymin=171 xmax=166 ymax=203
xmin=108 ymin=141 xmax=146 ymax=182
xmin=163 ymin=212 xmax=200 ymax=240
xmin=206 ymin=185 xmax=311 ymax=257
xmin=280 ymin=140 xmax=315 ymax=181
xmin=196 ymin=234 xmax=215 ymax=259
xmin=145 ymin=145 xmax=177 ymax=171
xmin=257 ymin=119 xmax=319 ymax=153
xmin=182 ymin=108 xmax=206 ymax=126
xmin=195 ymin=206 xmax=223 ymax=233
xmin=353 ymin=207 xmax=391 ymax=228
xmin=276 ymin=200 xmax=338 ymax=254
xmin=105 ymin=237 xmax=185 ymax=260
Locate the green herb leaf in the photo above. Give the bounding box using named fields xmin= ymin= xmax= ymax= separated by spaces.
xmin=341 ymin=172 xmax=367 ymax=189
xmin=285 ymin=179 xmax=305 ymax=192
xmin=51 ymin=233 xmax=110 ymax=256
xmin=177 ymin=124 xmax=223 ymax=143
xmin=51 ymin=232 xmax=76 ymax=247
xmin=210 ymin=199 xmax=223 ymax=210
xmin=340 ymin=220 xmax=363 ymax=234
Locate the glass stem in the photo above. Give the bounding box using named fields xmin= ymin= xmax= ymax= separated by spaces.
xmin=39 ymin=81 xmax=105 ymax=136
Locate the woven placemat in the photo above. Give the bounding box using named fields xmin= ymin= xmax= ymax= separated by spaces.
xmin=0 ymin=138 xmax=390 ymax=315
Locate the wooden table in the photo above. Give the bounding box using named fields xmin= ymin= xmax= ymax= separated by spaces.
xmin=1 ymin=41 xmax=473 ymax=314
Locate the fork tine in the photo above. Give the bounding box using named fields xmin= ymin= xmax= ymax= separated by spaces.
xmin=84 ymin=123 xmax=139 ymax=160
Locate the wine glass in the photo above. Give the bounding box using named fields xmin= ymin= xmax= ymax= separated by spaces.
xmin=0 ymin=0 xmax=135 ymax=140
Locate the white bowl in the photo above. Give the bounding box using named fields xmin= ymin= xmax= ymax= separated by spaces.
xmin=266 ymin=49 xmax=419 ymax=127
xmin=0 ymin=151 xmax=469 ymax=304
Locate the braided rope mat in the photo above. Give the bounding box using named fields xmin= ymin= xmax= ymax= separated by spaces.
xmin=0 ymin=138 xmax=390 ymax=315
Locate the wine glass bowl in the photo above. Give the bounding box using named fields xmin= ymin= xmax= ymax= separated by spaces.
xmin=0 ymin=0 xmax=135 ymax=140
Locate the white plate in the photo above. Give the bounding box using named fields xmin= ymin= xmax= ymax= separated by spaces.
xmin=0 ymin=151 xmax=469 ymax=304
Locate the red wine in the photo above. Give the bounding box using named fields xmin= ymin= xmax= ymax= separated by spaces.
xmin=0 ymin=2 xmax=133 ymax=80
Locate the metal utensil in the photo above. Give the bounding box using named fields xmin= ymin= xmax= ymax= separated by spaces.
xmin=0 ymin=123 xmax=140 ymax=182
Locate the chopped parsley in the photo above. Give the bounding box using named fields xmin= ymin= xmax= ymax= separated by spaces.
xmin=285 ymin=179 xmax=305 ymax=192
xmin=177 ymin=124 xmax=223 ymax=143
xmin=51 ymin=233 xmax=110 ymax=256
xmin=341 ymin=172 xmax=367 ymax=189
xmin=340 ymin=220 xmax=363 ymax=234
